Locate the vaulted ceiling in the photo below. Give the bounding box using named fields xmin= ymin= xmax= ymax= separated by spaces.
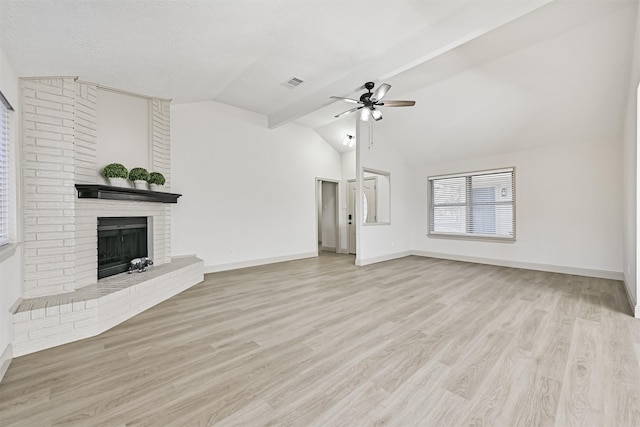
xmin=1 ymin=0 xmax=637 ymax=158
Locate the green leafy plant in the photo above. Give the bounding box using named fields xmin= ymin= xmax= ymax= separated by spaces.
xmin=129 ymin=167 xmax=150 ymax=182
xmin=102 ymin=163 xmax=128 ymax=179
xmin=148 ymin=172 xmax=166 ymax=185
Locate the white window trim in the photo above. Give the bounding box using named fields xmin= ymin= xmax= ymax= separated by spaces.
xmin=427 ymin=167 xmax=516 ymax=242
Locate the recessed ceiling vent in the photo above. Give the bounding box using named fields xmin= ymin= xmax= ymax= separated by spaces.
xmin=281 ymin=76 xmax=304 ymax=89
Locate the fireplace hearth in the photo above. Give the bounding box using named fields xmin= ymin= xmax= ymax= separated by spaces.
xmin=97 ymin=217 xmax=148 ymax=279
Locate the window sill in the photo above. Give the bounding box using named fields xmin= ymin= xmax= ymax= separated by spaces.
xmin=428 ymin=232 xmax=516 ymax=243
xmin=0 ymin=242 xmax=19 ymax=264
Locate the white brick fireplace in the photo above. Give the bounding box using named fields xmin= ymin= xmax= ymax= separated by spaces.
xmin=12 ymin=77 xmax=203 ymax=356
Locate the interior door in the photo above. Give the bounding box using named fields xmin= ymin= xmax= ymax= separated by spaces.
xmin=348 ymin=180 xmax=356 ymax=254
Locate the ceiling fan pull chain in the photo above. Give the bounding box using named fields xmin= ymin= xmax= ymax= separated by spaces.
xmin=369 ymin=120 xmax=373 ymax=150
xmin=331 ymin=82 xmax=415 ymax=154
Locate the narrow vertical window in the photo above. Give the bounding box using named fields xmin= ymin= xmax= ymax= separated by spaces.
xmin=0 ymin=91 xmax=14 ymax=247
xmin=428 ymin=168 xmax=515 ymax=240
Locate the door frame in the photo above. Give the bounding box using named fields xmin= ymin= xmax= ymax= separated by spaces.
xmin=315 ymin=178 xmax=340 ymax=255
xmin=347 ymin=179 xmax=356 ymax=254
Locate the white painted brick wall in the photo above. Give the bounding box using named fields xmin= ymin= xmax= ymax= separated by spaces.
xmin=22 ymin=78 xmax=77 ymax=298
xmin=17 ymin=77 xmax=188 ymax=356
xmin=22 ymin=77 xmax=174 ymax=297
xmin=152 ymin=99 xmax=171 ymax=189
xmin=74 ymin=82 xmax=97 ymax=184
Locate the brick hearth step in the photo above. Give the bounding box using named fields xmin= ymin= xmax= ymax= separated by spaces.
xmin=11 ymin=256 xmax=203 ymax=356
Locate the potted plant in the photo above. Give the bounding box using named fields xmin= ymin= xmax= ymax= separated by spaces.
xmin=102 ymin=163 xmax=128 ymax=187
xmin=129 ymin=167 xmax=150 ymax=190
xmin=148 ymin=172 xmax=166 ymax=192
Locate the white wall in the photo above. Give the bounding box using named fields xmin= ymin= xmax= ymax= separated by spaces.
xmin=95 ymin=89 xmax=149 ymax=184
xmin=171 ymin=100 xmax=341 ymax=271
xmin=412 ymin=139 xmax=623 ymax=277
xmin=623 ymin=0 xmax=640 ymax=312
xmin=0 ymin=251 xmax=20 ymax=373
xmin=0 ymin=46 xmax=21 ymax=379
xmin=356 ymin=120 xmax=412 ymax=265
xmin=339 ymin=150 xmax=355 ymax=253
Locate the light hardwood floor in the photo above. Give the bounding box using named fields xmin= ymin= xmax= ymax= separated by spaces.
xmin=2 ymin=254 xmax=640 ymax=426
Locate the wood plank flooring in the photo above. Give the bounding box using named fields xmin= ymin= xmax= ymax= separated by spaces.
xmin=2 ymin=254 xmax=640 ymax=426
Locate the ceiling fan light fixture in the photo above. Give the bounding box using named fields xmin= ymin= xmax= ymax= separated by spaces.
xmin=331 ymin=81 xmax=414 ymax=122
xmin=343 ymin=133 xmax=355 ymax=148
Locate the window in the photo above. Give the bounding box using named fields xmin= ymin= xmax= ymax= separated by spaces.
xmin=0 ymin=90 xmax=13 ymax=247
xmin=428 ymin=167 xmax=515 ymax=240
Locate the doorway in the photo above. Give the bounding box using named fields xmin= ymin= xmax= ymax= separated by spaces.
xmin=316 ymin=179 xmax=339 ymax=254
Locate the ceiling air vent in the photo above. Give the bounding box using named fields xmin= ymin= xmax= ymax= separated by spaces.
xmin=281 ymin=76 xmax=304 ymax=89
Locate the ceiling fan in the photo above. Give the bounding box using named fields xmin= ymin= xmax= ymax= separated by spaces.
xmin=331 ymin=81 xmax=415 ymax=121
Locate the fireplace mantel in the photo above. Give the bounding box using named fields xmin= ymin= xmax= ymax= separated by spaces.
xmin=75 ymin=184 xmax=182 ymax=203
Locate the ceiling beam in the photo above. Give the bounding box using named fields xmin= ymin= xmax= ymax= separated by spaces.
xmin=267 ymin=0 xmax=555 ymax=129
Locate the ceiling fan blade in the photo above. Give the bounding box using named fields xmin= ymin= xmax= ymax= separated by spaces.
xmin=330 ymin=96 xmax=361 ymax=104
xmin=370 ymin=83 xmax=391 ymax=102
xmin=380 ymin=100 xmax=415 ymax=107
xmin=335 ymin=106 xmax=363 ymax=118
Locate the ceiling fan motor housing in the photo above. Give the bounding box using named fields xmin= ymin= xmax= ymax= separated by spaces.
xmin=361 ymin=82 xmax=376 ymax=106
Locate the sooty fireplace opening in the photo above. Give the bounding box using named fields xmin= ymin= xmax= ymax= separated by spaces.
xmin=97 ymin=217 xmax=148 ymax=279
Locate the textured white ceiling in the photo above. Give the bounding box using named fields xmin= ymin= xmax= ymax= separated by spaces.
xmin=313 ymin=0 xmax=638 ymax=155
xmin=0 ymin=2 xmax=549 ymax=117
xmin=0 ymin=0 xmax=637 ymax=157
xmin=0 ymin=1 xmax=438 ymax=107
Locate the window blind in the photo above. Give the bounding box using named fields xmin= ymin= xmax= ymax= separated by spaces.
xmin=0 ymin=90 xmax=13 ymax=247
xmin=428 ymin=168 xmax=515 ymax=240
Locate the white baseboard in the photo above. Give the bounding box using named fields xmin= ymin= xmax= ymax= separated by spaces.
xmin=356 ymin=251 xmax=412 ymax=266
xmin=0 ymin=343 xmax=13 ymax=383
xmin=410 ymin=250 xmax=624 ymax=281
xmin=204 ymin=252 xmax=318 ymax=274
xmin=320 ymin=246 xmax=336 ymax=252
xmin=622 ymin=273 xmax=639 ymax=318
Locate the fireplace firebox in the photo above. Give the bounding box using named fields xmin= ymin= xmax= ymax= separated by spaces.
xmin=97 ymin=217 xmax=148 ymax=279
